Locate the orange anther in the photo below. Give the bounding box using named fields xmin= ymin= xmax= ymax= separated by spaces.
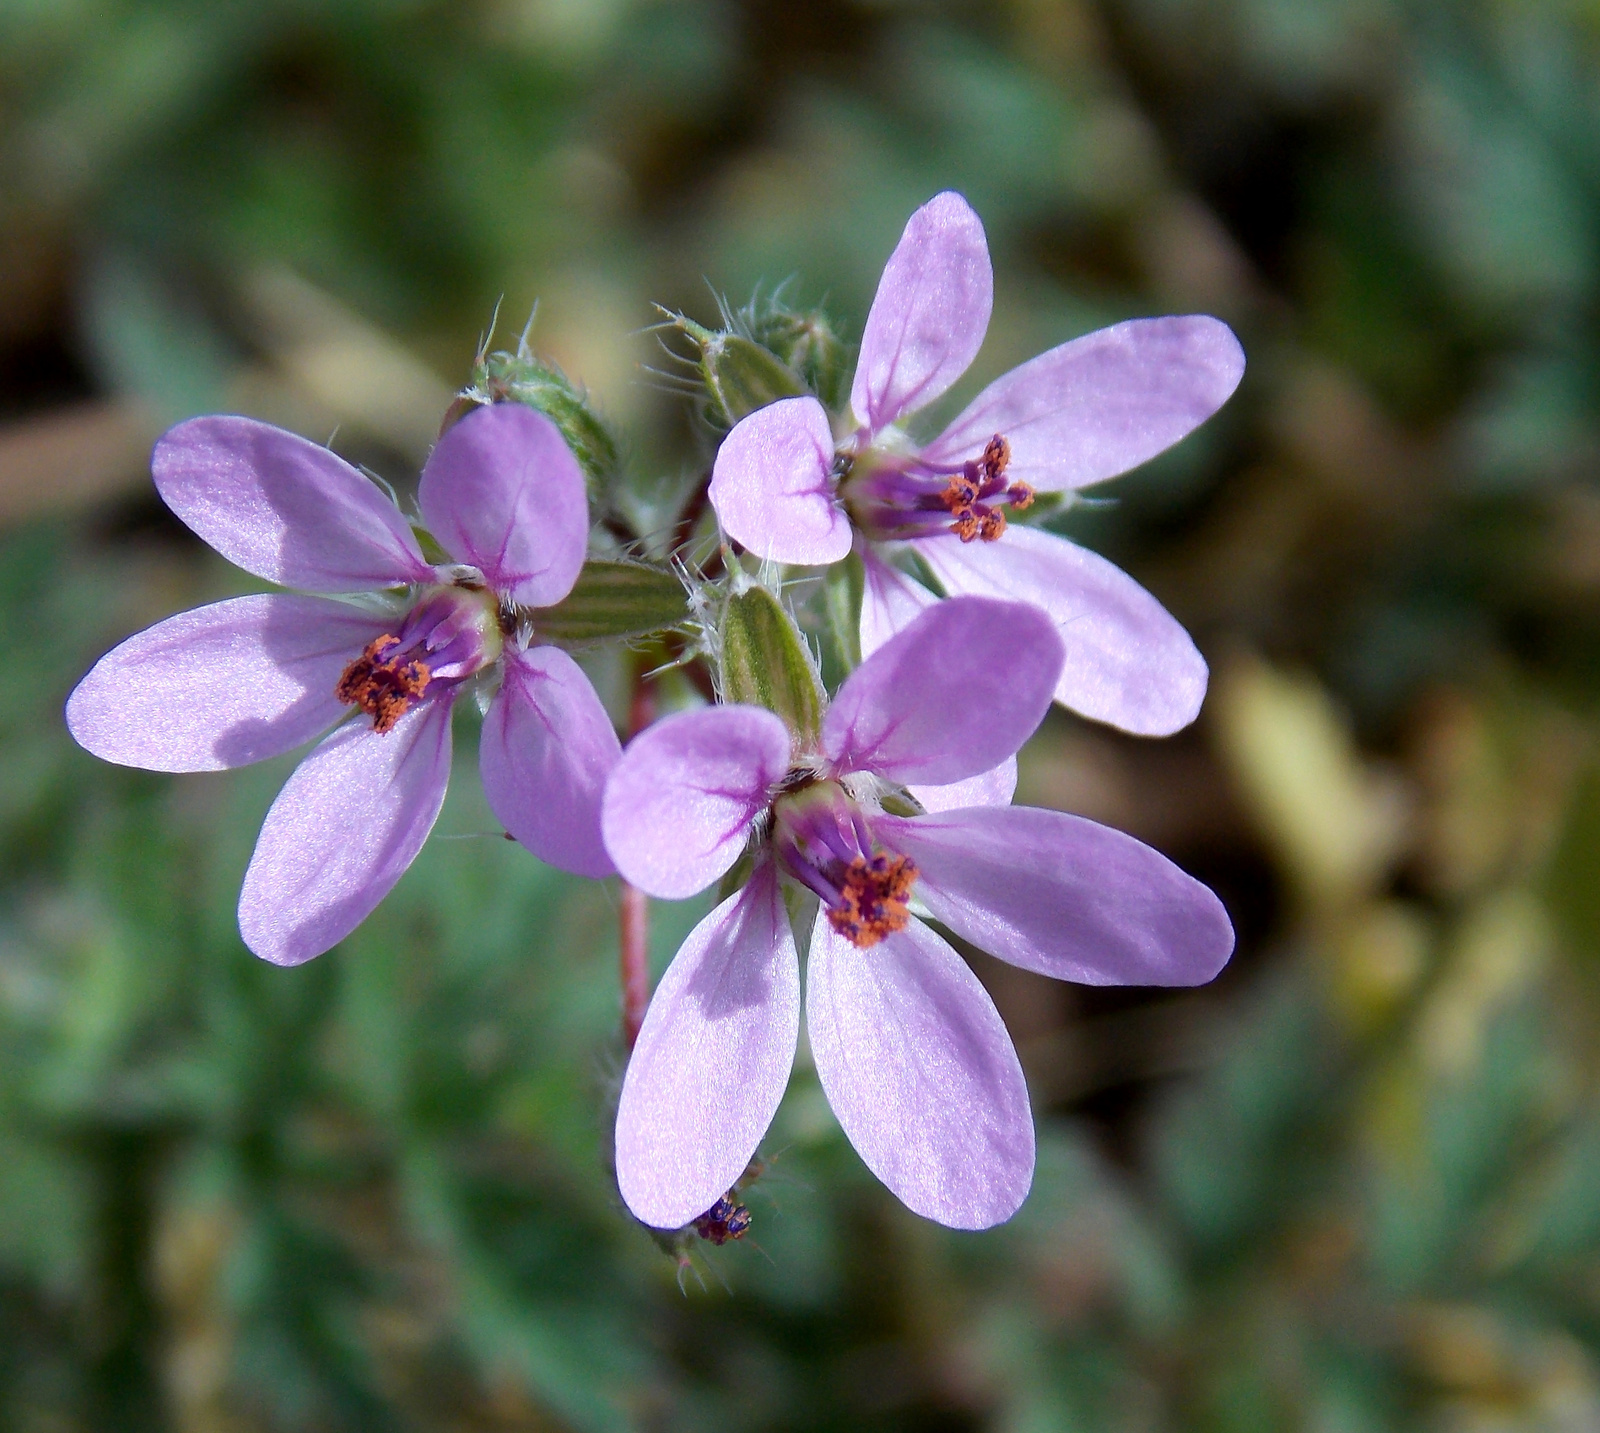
xmin=335 ymin=636 xmax=431 ymax=733
xmin=826 ymin=854 xmax=918 ymax=948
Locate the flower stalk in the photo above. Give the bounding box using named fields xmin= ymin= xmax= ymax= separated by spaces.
xmin=619 ymin=660 xmax=658 ymax=1049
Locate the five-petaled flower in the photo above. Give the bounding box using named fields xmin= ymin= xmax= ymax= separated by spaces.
xmin=601 ymin=596 xmax=1234 ymax=1231
xmin=708 ymin=190 xmax=1246 ymax=738
xmin=66 ymin=403 xmax=621 ymax=966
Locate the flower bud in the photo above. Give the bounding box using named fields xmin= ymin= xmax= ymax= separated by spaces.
xmin=718 ymin=586 xmax=824 ymax=746
xmin=744 ymin=301 xmax=852 ymax=413
xmin=452 ymin=348 xmax=619 ymax=495
xmin=665 ymin=312 xmax=808 ymax=430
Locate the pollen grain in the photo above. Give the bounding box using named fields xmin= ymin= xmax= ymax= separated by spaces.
xmin=827 ymin=853 xmax=918 ymax=948
xmin=335 ymin=636 xmax=431 ymax=734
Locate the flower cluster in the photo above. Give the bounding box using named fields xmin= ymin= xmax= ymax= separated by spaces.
xmin=66 ymin=190 xmax=1243 ymax=1234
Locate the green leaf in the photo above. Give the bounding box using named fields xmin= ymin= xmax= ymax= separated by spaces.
xmin=719 ymin=586 xmax=823 ymax=746
xmin=534 ymin=560 xmax=689 ymax=644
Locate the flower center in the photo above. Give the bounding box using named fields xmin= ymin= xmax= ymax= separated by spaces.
xmin=841 ymin=431 xmax=1033 ymax=545
xmin=771 ymin=781 xmax=918 ymax=949
xmin=335 ymin=582 xmax=502 ymax=733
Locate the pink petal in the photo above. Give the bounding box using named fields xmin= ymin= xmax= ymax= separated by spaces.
xmin=909 ymin=756 xmax=1017 ymax=814
xmin=153 ymin=417 xmax=432 ymax=593
xmin=919 ymin=315 xmax=1244 ymax=492
xmin=615 ymin=864 xmax=798 ymax=1229
xmin=806 ymin=912 xmax=1033 ymax=1229
xmin=851 ymin=192 xmax=993 ymax=433
xmin=417 ymin=403 xmax=588 ymax=607
xmin=708 ymin=397 xmax=851 ymax=565
xmin=238 ymin=697 xmax=454 ymax=966
xmin=919 ymin=524 xmax=1207 ymax=736
xmin=877 ymin=806 xmax=1235 ymax=987
xmin=858 ymin=545 xmax=937 ymax=659
xmin=601 ymin=705 xmax=790 ymax=899
xmin=480 ymin=644 xmax=620 ymax=878
xmin=65 ymin=595 xmax=388 ymax=772
xmin=822 ymin=596 xmax=1062 ymax=787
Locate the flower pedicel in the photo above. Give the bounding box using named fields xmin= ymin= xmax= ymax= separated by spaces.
xmin=708 ymin=191 xmax=1245 ymax=737
xmin=66 ymin=403 xmax=621 ymax=965
xmin=602 ymin=596 xmax=1234 ymax=1232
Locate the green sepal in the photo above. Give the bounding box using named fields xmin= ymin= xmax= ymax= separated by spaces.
xmin=877 ymin=789 xmax=922 ymax=819
xmin=783 ymin=881 xmax=819 ymax=962
xmin=533 ymin=560 xmax=690 ymax=645
xmin=715 ymin=848 xmax=757 ymax=906
xmin=820 ymin=550 xmax=865 ymax=683
xmin=665 ymin=311 xmax=808 ymax=430
xmin=410 ymin=523 xmax=453 ymax=568
xmin=457 ymin=349 xmax=620 ymax=494
xmin=719 ymin=586 xmax=824 ymax=746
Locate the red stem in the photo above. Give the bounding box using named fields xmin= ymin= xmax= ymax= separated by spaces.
xmin=619 ymin=882 xmax=650 ymax=1050
xmin=618 ymin=669 xmax=657 ymax=1049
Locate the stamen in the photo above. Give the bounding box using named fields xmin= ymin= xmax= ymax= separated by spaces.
xmin=940 ymin=471 xmax=979 ymax=516
xmin=826 ymin=853 xmax=918 ymax=949
xmin=980 ymin=433 xmax=1011 ymax=482
xmin=940 ymin=435 xmax=1024 ymax=541
xmin=842 ymin=429 xmax=1032 ymax=545
xmin=692 ymin=1193 xmax=753 ymax=1245
xmin=335 ymin=636 xmax=431 ymax=733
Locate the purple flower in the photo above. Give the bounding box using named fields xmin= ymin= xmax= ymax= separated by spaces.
xmin=601 ymin=596 xmax=1233 ymax=1231
xmin=66 ymin=403 xmax=621 ymax=965
xmin=707 ymin=191 xmax=1245 ymax=737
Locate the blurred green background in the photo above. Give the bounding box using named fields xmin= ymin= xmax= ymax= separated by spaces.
xmin=5 ymin=0 xmax=1600 ymax=1427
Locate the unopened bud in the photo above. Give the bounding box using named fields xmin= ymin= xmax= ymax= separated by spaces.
xmin=453 ymin=349 xmax=619 ymax=495
xmin=719 ymin=586 xmax=823 ymax=746
xmin=664 ymin=312 xmax=808 ymax=430
xmin=745 ymin=302 xmax=852 ymax=413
